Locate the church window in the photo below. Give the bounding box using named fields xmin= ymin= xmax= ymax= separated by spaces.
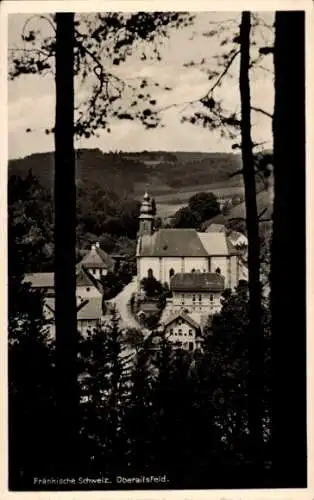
xmin=191 ymin=268 xmax=195 ymax=273
xmin=178 ymin=329 xmax=183 ymax=335
xmin=92 ymin=269 xmax=96 ymax=275
xmin=198 ymin=294 xmax=202 ymax=301
xmin=192 ymin=295 xmax=196 ymax=302
xmin=210 ymin=295 xmax=214 ymax=302
xmin=215 ymin=267 xmax=221 ymax=274
xmin=170 ymin=328 xmax=174 ymax=335
xmin=181 ymin=294 xmax=185 ymax=304
xmin=189 ymin=342 xmax=194 ymax=351
xmin=189 ymin=329 xmax=193 ymax=336
xmin=147 ymin=268 xmax=153 ymax=278
xmin=86 ymin=287 xmax=90 ymax=292
xmin=169 ymin=268 xmax=175 ymax=279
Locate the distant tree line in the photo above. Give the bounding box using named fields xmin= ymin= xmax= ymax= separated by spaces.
xmin=8 ymin=149 xmax=246 ymax=194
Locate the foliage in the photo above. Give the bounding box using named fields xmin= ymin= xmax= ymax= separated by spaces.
xmin=101 ymin=264 xmax=134 ymax=301
xmin=8 ymin=171 xmax=140 ymax=273
xmin=200 ymin=282 xmax=271 ymax=467
xmin=188 ymin=191 xmax=221 ymax=223
xmin=9 ymin=277 xmax=273 ymax=488
xmin=171 ymin=206 xmax=199 ymax=229
xmin=78 ymin=310 xmax=133 ymax=475
xmin=8 ymin=150 xmax=245 ymax=194
xmin=140 ymin=276 xmax=164 ymax=298
xmin=8 ymin=235 xmax=56 ymax=486
xmin=171 ymin=191 xmax=221 ymax=229
xmin=8 ymin=171 xmax=54 ymax=273
xmin=9 ymin=13 xmax=194 ymax=136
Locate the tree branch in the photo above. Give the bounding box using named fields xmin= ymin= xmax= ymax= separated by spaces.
xmin=251 ymin=106 xmax=273 ymax=119
xmin=206 ymin=49 xmax=241 ymax=97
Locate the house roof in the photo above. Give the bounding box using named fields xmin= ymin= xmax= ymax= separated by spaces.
xmin=76 ymin=265 xmax=95 ymax=287
xmin=80 ymin=244 xmax=114 ymax=269
xmin=170 ymin=272 xmax=225 ymax=292
xmin=44 ymin=296 xmax=103 ymax=321
xmin=24 ymin=273 xmax=54 ymax=288
xmin=138 ymin=228 xmax=209 ymax=257
xmin=163 ymin=311 xmax=200 ymax=330
xmin=77 ymin=297 xmax=103 ymax=320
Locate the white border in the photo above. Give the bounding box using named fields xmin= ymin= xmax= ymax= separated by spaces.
xmin=1 ymin=1 xmax=313 ymax=499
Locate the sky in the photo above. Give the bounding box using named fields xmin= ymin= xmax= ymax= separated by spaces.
xmin=8 ymin=11 xmax=275 ymax=159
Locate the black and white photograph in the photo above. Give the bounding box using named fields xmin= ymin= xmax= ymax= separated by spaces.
xmin=3 ymin=1 xmax=310 ymax=494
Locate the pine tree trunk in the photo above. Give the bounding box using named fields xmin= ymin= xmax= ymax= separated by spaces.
xmin=54 ymin=12 xmax=79 ymax=476
xmin=271 ymin=11 xmax=306 ymax=486
xmin=239 ymin=11 xmax=264 ymax=475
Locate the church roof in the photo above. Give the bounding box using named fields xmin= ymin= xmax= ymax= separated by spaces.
xmin=138 ymin=228 xmax=209 ymax=257
xmin=198 ymin=232 xmax=239 ymax=256
xmin=137 ymin=228 xmax=239 ymax=257
xmin=205 ymin=223 xmax=226 ymax=233
xmin=170 ymin=272 xmax=225 ymax=292
xmin=81 ymin=244 xmax=114 ymax=270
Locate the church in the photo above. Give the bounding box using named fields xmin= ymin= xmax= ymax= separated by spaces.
xmin=136 ymin=192 xmax=242 ymax=293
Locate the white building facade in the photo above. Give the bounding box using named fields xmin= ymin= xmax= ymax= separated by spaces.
xmin=136 ymin=192 xmax=241 ymax=292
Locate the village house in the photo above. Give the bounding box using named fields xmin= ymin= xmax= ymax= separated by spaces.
xmin=170 ymin=271 xmax=225 ymax=315
xmin=80 ymin=241 xmax=115 ymax=280
xmin=24 ymin=242 xmax=114 ymax=336
xmin=43 ymin=295 xmax=103 ymax=337
xmin=163 ymin=311 xmax=204 ymax=352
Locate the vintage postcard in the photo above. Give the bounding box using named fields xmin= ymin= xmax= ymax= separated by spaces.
xmin=1 ymin=0 xmax=313 ymax=498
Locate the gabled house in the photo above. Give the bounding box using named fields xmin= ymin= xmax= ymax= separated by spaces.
xmin=80 ymin=242 xmax=115 ymax=280
xmin=76 ymin=263 xmax=103 ymax=299
xmin=163 ymin=311 xmax=203 ymax=351
xmin=43 ymin=295 xmax=104 ymax=337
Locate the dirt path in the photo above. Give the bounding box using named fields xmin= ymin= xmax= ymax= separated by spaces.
xmin=109 ymin=278 xmax=142 ymax=330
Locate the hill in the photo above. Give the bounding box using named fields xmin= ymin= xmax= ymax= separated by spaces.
xmin=8 ymin=149 xmax=243 ymax=198
xmin=202 ymin=187 xmax=273 ymax=235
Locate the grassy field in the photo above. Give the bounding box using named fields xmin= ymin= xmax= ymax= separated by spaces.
xmin=150 ymin=184 xmax=246 ymax=219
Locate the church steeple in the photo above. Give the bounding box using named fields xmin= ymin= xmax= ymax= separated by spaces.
xmin=139 ymin=191 xmax=154 ymax=236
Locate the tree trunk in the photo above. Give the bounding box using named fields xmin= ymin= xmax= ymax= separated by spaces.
xmin=54 ymin=12 xmax=78 ymax=476
xmin=271 ymin=11 xmax=306 ymax=486
xmin=239 ymin=11 xmax=264 ymax=475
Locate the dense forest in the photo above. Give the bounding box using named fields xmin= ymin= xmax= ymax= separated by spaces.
xmin=8 ymin=171 xmax=140 ymax=273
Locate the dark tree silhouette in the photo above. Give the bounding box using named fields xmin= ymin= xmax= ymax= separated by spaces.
xmin=54 ymin=12 xmax=78 ymax=476
xmin=271 ymin=11 xmax=306 ymax=487
xmin=239 ymin=11 xmax=264 ymax=474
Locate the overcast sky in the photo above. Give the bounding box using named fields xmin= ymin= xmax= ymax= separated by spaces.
xmin=8 ymin=11 xmax=275 ymax=159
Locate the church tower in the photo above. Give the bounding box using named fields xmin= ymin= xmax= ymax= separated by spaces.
xmin=139 ymin=192 xmax=154 ymax=236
